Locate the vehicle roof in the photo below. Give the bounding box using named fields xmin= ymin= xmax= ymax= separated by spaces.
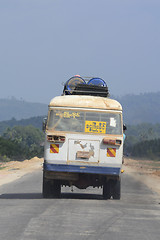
xmin=49 ymin=95 xmax=122 ymax=111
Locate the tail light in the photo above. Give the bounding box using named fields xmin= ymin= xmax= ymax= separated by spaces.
xmin=47 ymin=135 xmax=66 ymax=143
xmin=102 ymin=138 xmax=121 ymax=146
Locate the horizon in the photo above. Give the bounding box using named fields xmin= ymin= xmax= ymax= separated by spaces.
xmin=1 ymin=90 xmax=160 ymax=104
xmin=0 ymin=91 xmax=160 ymax=124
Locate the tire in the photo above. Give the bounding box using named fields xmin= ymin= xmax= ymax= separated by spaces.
xmin=52 ymin=180 xmax=61 ymax=198
xmin=103 ymin=180 xmax=111 ymax=200
xmin=112 ymin=178 xmax=121 ymax=200
xmin=42 ymin=171 xmax=61 ymax=198
xmin=42 ymin=173 xmax=52 ymax=198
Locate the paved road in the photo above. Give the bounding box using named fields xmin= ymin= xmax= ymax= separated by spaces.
xmin=0 ymin=170 xmax=160 ymax=240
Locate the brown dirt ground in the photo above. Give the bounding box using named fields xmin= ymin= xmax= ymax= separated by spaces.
xmin=0 ymin=157 xmax=160 ymax=196
xmin=123 ymin=157 xmax=160 ymax=195
xmin=0 ymin=157 xmax=43 ymax=186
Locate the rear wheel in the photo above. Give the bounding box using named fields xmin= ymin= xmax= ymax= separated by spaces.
xmin=103 ymin=180 xmax=111 ymax=200
xmin=42 ymin=173 xmax=52 ymax=198
xmin=112 ymin=178 xmax=121 ymax=200
xmin=42 ymin=171 xmax=61 ymax=198
xmin=52 ymin=180 xmax=61 ymax=198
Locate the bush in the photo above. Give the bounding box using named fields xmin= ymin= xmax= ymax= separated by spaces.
xmin=0 ymin=125 xmax=44 ymax=161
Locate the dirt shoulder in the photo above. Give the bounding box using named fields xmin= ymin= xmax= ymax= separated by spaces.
xmin=0 ymin=157 xmax=160 ymax=196
xmin=123 ymin=157 xmax=160 ymax=195
xmin=0 ymin=157 xmax=43 ymax=186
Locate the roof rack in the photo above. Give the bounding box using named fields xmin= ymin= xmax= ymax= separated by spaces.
xmin=63 ymin=76 xmax=109 ymax=97
xmin=64 ymin=84 xmax=109 ymax=97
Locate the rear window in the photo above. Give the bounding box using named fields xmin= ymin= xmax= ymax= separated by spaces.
xmin=47 ymin=109 xmax=122 ymax=135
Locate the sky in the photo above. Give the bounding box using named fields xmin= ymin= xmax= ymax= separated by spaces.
xmin=0 ymin=0 xmax=160 ymax=103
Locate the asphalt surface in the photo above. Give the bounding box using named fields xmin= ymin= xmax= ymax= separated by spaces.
xmin=0 ymin=170 xmax=160 ymax=240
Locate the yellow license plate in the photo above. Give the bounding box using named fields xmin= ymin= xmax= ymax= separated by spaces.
xmin=85 ymin=121 xmax=106 ymax=134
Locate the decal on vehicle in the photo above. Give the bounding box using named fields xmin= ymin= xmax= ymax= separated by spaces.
xmin=107 ymin=148 xmax=116 ymax=157
xmin=55 ymin=111 xmax=80 ymax=118
xmin=50 ymin=144 xmax=59 ymax=153
xmin=85 ymin=121 xmax=106 ymax=133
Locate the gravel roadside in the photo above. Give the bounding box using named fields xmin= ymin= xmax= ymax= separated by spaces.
xmin=123 ymin=157 xmax=160 ymax=195
xmin=0 ymin=157 xmax=43 ymax=186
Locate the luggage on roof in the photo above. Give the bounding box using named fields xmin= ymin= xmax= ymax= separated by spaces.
xmin=63 ymin=76 xmax=109 ymax=97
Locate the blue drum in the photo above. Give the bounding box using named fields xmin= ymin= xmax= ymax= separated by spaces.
xmin=64 ymin=76 xmax=86 ymax=95
xmin=88 ymin=78 xmax=107 ymax=87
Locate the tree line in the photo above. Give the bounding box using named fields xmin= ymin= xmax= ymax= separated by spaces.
xmin=0 ymin=125 xmax=44 ymax=161
xmin=0 ymin=119 xmax=160 ymax=161
xmin=130 ymin=139 xmax=160 ymax=160
xmin=124 ymin=123 xmax=160 ymax=160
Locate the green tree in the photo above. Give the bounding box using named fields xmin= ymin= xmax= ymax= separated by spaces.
xmin=2 ymin=125 xmax=44 ymax=160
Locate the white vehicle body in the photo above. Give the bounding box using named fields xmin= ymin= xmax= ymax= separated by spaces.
xmin=43 ymin=95 xmax=124 ymax=199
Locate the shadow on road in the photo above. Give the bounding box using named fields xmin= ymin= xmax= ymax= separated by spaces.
xmin=61 ymin=192 xmax=103 ymax=200
xmin=0 ymin=193 xmax=42 ymax=199
xmin=0 ymin=192 xmax=103 ymax=200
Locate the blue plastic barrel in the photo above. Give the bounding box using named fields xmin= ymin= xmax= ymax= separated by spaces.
xmin=88 ymin=78 xmax=107 ymax=87
xmin=64 ymin=76 xmax=86 ymax=95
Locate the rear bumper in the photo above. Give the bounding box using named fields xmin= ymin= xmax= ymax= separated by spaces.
xmin=43 ymin=163 xmax=121 ymax=176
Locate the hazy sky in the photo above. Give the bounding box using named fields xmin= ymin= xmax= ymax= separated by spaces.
xmin=0 ymin=0 xmax=160 ymax=103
